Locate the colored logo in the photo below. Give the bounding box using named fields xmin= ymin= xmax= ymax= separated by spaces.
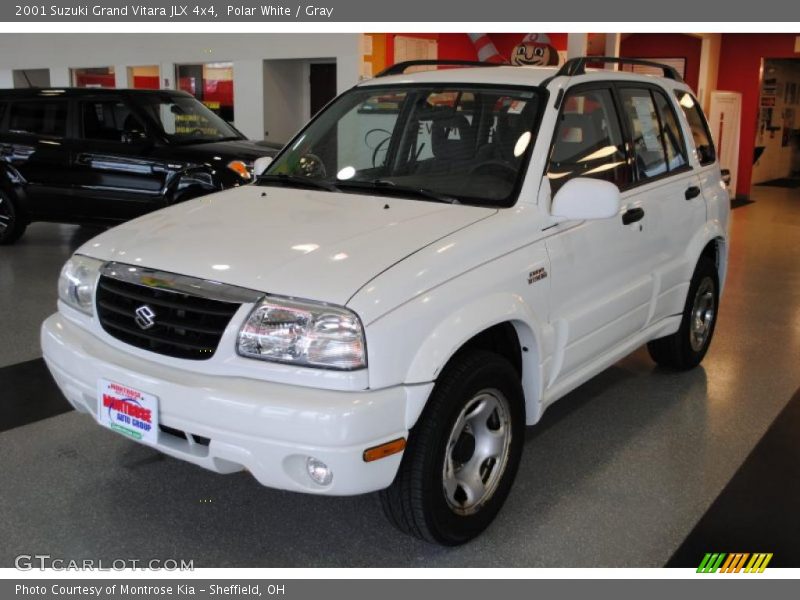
xmin=134 ymin=305 xmax=157 ymax=330
xmin=697 ymin=553 xmax=773 ymax=573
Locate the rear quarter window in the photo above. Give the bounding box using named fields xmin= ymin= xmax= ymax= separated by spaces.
xmin=674 ymin=91 xmax=716 ymax=166
xmin=8 ymin=100 xmax=68 ymax=138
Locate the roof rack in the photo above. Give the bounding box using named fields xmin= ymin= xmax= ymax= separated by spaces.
xmin=554 ymin=56 xmax=683 ymax=81
xmin=375 ymin=60 xmax=504 ymax=77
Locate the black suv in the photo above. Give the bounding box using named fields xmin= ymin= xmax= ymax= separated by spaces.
xmin=0 ymin=88 xmax=281 ymax=244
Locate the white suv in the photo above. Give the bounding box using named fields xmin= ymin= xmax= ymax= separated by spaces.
xmin=42 ymin=58 xmax=729 ymax=545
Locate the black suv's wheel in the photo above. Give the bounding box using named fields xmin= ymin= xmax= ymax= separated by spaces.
xmin=380 ymin=350 xmax=524 ymax=545
xmin=0 ymin=191 xmax=27 ymax=245
xmin=647 ymin=256 xmax=719 ymax=370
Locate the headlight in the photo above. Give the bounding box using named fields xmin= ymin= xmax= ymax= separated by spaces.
xmin=237 ymin=296 xmax=366 ymax=370
xmin=227 ymin=160 xmax=252 ymax=181
xmin=58 ymin=255 xmax=103 ymax=315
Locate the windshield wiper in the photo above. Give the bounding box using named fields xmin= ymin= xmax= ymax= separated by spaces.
xmin=257 ymin=173 xmax=340 ymax=192
xmin=337 ymin=179 xmax=460 ymax=205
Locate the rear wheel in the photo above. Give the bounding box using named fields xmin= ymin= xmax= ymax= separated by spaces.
xmin=647 ymin=256 xmax=719 ymax=370
xmin=379 ymin=350 xmax=524 ymax=545
xmin=0 ymin=191 xmax=27 ymax=245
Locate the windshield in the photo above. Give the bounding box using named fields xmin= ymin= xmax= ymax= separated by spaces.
xmin=138 ymin=95 xmax=243 ymax=144
xmin=262 ymin=84 xmax=544 ymax=207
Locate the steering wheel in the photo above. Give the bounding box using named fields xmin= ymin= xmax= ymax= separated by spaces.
xmin=298 ymin=153 xmax=327 ymax=179
xmin=469 ymin=160 xmax=517 ymax=180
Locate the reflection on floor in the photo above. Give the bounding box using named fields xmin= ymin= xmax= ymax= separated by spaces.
xmin=0 ymin=186 xmax=798 ymax=567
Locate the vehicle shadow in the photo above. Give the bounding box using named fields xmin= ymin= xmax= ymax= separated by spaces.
xmin=55 ymin=347 xmax=709 ymax=568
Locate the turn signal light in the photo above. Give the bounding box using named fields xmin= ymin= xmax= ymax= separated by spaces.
xmin=227 ymin=160 xmax=252 ymax=180
xmin=363 ymin=438 xmax=406 ymax=462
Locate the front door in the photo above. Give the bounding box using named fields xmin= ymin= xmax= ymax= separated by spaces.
xmin=542 ymin=84 xmax=652 ymax=388
xmin=71 ymin=97 xmax=171 ymax=222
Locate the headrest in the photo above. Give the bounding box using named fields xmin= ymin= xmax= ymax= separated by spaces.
xmin=431 ymin=114 xmax=475 ymax=161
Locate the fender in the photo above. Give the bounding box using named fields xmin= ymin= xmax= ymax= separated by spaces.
xmin=684 ymin=219 xmax=728 ymax=289
xmin=408 ymin=294 xmax=549 ymax=426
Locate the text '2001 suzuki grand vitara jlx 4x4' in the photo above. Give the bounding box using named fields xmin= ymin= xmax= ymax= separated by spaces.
xmin=42 ymin=58 xmax=729 ymax=545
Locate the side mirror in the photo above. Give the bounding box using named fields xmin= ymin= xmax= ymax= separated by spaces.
xmin=551 ymin=177 xmax=621 ymax=221
xmin=253 ymin=156 xmax=273 ymax=177
xmin=720 ymin=168 xmax=732 ymax=187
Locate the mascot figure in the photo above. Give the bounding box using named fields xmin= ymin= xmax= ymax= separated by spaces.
xmin=468 ymin=33 xmax=561 ymax=67
xmin=510 ymin=33 xmax=560 ymax=66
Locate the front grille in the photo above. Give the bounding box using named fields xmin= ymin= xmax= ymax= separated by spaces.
xmin=96 ymin=275 xmax=241 ymax=360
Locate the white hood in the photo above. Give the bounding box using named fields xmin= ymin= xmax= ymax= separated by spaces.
xmin=78 ymin=186 xmax=496 ymax=305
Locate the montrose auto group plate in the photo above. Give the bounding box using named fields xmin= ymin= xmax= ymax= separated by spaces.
xmin=97 ymin=379 xmax=159 ymax=444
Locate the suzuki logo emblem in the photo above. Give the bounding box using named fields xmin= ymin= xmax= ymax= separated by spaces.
xmin=134 ymin=305 xmax=156 ymax=330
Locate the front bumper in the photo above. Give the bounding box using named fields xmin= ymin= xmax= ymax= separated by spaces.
xmin=41 ymin=313 xmax=432 ymax=495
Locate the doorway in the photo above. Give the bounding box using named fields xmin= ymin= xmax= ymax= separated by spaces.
xmin=262 ymin=58 xmax=337 ymax=145
xmin=753 ymin=58 xmax=800 ymax=187
xmin=309 ymin=63 xmax=337 ymax=117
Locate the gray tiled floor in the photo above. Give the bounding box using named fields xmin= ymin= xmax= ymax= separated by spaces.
xmin=0 ymin=187 xmax=799 ymax=567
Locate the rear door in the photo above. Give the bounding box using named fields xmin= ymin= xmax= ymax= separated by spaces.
xmin=615 ymin=84 xmax=706 ymax=324
xmin=71 ymin=96 xmax=171 ymax=221
xmin=543 ymin=83 xmax=652 ymax=386
xmin=2 ymin=97 xmax=75 ymax=220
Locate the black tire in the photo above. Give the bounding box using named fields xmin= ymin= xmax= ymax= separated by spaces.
xmin=0 ymin=190 xmax=27 ymax=245
xmin=647 ymin=256 xmax=719 ymax=370
xmin=379 ymin=350 xmax=525 ymax=545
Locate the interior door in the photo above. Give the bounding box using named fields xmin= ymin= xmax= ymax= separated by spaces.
xmin=543 ymin=84 xmax=652 ymax=387
xmin=2 ymin=98 xmax=75 ymax=220
xmin=71 ymin=98 xmax=170 ymax=221
xmin=709 ymin=91 xmax=741 ymax=193
xmin=309 ymin=63 xmax=337 ymax=117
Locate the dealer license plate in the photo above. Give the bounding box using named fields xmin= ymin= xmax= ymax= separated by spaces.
xmin=97 ymin=379 xmax=159 ymax=444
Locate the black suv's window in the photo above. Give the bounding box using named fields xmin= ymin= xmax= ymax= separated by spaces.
xmin=674 ymin=91 xmax=716 ymax=165
xmin=81 ymin=100 xmax=147 ymax=142
xmin=8 ymin=101 xmax=67 ymax=137
xmin=0 ymin=102 xmax=7 ymax=130
xmin=547 ymin=87 xmax=631 ymax=193
xmin=137 ymin=95 xmax=241 ymax=144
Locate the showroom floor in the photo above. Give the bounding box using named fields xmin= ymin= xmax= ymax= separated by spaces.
xmin=1 ymin=186 xmax=799 ymax=568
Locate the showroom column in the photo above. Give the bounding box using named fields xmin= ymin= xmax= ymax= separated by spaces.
xmin=0 ymin=70 xmax=12 ymax=88
xmin=567 ymin=33 xmax=588 ymax=58
xmin=233 ymin=60 xmax=266 ymax=141
xmin=114 ymin=66 xmax=127 ymax=88
xmin=605 ymin=33 xmax=621 ymax=68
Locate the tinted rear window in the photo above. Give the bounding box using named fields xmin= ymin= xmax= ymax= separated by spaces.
xmin=8 ymin=101 xmax=68 ymax=137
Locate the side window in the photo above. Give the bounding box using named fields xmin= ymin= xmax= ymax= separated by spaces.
xmin=652 ymin=90 xmax=688 ymax=172
xmin=674 ymin=91 xmax=716 ymax=165
xmin=8 ymin=101 xmax=68 ymax=137
xmin=81 ymin=100 xmax=146 ymax=142
xmin=547 ymin=87 xmax=631 ymax=193
xmin=618 ymin=88 xmax=668 ymax=180
xmin=0 ymin=102 xmax=7 ymax=130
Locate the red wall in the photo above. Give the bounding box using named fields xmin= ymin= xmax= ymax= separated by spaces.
xmin=718 ymin=34 xmax=800 ymax=197
xmin=620 ymin=33 xmax=702 ymax=93
xmin=385 ymin=33 xmax=568 ymax=65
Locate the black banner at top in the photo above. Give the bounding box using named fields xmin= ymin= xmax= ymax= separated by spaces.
xmin=2 ymin=0 xmax=800 ymax=22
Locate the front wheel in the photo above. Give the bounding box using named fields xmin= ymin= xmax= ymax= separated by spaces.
xmin=647 ymin=256 xmax=719 ymax=370
xmin=0 ymin=191 xmax=27 ymax=245
xmin=379 ymin=350 xmax=525 ymax=545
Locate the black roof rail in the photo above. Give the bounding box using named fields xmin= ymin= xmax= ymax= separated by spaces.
xmin=553 ymin=56 xmax=683 ymax=82
xmin=375 ymin=60 xmax=504 ymax=77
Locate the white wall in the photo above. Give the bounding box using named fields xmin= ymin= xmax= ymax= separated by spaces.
xmin=0 ymin=33 xmax=361 ymax=140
